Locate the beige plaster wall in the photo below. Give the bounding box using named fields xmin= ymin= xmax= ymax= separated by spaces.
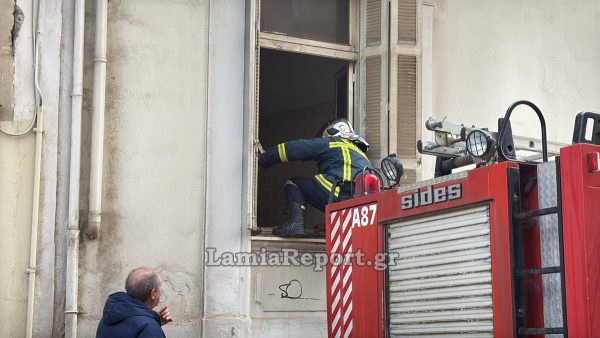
xmin=0 ymin=134 xmax=34 ymax=337
xmin=76 ymin=1 xmax=209 ymax=336
xmin=432 ymin=0 xmax=600 ymax=144
xmin=0 ymin=0 xmax=58 ymax=335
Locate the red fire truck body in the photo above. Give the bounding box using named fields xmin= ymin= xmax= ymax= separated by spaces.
xmin=326 ymin=142 xmax=600 ymax=337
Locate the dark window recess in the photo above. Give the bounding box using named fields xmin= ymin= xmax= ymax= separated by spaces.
xmin=260 ymin=0 xmax=349 ymax=44
xmin=257 ymin=49 xmax=349 ymax=235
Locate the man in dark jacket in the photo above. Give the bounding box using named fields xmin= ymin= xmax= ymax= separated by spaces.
xmin=97 ymin=267 xmax=173 ymax=338
xmin=259 ymin=118 xmax=371 ymax=238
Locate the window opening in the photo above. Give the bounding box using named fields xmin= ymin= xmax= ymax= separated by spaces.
xmin=257 ymin=49 xmax=349 ymax=236
xmin=334 ymin=65 xmax=349 ymax=119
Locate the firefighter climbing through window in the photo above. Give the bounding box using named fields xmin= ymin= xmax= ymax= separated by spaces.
xmin=258 ymin=118 xmax=371 ymax=238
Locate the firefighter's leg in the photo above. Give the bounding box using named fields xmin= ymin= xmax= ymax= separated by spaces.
xmin=272 ymin=177 xmax=330 ymax=237
xmin=291 ymin=177 xmax=329 ymax=212
xmin=272 ymin=180 xmax=307 ymax=238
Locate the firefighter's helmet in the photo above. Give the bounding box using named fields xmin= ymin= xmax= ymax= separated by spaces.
xmin=322 ymin=118 xmax=355 ymax=138
xmin=321 ymin=118 xmax=369 ymax=153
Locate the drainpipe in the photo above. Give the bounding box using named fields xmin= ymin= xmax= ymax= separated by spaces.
xmin=25 ymin=107 xmax=43 ymax=338
xmin=86 ymin=0 xmax=107 ymax=239
xmin=25 ymin=0 xmax=44 ymax=337
xmin=65 ymin=0 xmax=85 ymax=337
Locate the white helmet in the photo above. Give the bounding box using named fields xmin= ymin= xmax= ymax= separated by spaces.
xmin=322 ymin=118 xmax=369 ymax=152
xmin=322 ymin=118 xmax=355 ymax=138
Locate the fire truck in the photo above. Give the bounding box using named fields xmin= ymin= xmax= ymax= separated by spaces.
xmin=325 ymin=100 xmax=600 ymax=337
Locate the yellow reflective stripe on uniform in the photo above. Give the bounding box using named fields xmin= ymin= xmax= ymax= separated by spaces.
xmin=329 ymin=140 xmax=368 ymax=160
xmin=342 ymin=148 xmax=351 ymax=181
xmin=341 ymin=139 xmax=368 ymax=159
xmin=277 ymin=143 xmax=288 ymax=162
xmin=315 ymin=174 xmax=340 ymax=197
xmin=315 ymin=174 xmax=332 ymax=190
xmin=329 ymin=140 xmax=357 ymax=182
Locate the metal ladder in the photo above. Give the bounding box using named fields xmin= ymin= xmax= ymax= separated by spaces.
xmin=508 ymin=159 xmax=568 ymax=337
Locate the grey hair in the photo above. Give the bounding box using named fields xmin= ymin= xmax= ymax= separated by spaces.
xmin=125 ymin=267 xmax=160 ymax=301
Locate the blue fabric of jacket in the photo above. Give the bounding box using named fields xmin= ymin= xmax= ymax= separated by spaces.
xmin=258 ymin=136 xmax=371 ymax=197
xmin=96 ymin=292 xmax=165 ymax=338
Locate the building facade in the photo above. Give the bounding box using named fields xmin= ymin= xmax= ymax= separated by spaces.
xmin=0 ymin=0 xmax=598 ymax=337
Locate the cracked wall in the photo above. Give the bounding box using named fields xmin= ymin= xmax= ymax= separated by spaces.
xmin=2 ymin=0 xmax=70 ymax=336
xmin=0 ymin=0 xmax=18 ymax=121
xmin=0 ymin=0 xmax=36 ymax=336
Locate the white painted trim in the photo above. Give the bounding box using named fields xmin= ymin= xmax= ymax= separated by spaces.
xmin=259 ymin=33 xmax=358 ymax=61
xmin=244 ymin=0 xmax=259 ymax=232
xmin=420 ymin=1 xmax=434 ymax=180
xmin=251 ymin=236 xmax=326 ymax=244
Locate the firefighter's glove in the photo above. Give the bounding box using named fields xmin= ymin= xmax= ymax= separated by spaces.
xmin=258 ymin=153 xmax=272 ymax=168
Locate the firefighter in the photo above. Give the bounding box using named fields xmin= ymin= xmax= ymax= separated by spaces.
xmin=259 ymin=118 xmax=371 ymax=238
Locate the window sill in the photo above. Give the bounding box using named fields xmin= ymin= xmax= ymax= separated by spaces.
xmin=251 ymin=235 xmax=325 ymax=244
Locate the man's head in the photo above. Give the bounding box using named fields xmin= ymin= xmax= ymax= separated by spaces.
xmin=125 ymin=267 xmax=162 ymax=309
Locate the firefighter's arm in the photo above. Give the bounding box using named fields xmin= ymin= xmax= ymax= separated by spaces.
xmin=258 ymin=146 xmax=279 ymax=168
xmin=258 ymin=138 xmax=329 ymax=168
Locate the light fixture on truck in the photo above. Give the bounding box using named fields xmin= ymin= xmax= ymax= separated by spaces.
xmin=466 ymin=129 xmax=496 ymax=162
xmin=381 ymin=154 xmax=404 ymax=187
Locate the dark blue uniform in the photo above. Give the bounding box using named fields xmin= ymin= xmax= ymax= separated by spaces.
xmin=259 ymin=136 xmax=371 ymax=211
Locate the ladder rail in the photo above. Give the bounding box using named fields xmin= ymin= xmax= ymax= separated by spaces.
xmin=508 ymin=161 xmax=568 ymax=337
xmin=555 ymin=157 xmax=569 ymax=337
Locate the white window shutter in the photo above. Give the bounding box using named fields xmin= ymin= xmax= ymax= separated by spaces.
xmin=389 ymin=0 xmax=420 ymax=183
xmin=360 ymin=0 xmax=389 ymax=164
xmin=396 ymin=55 xmax=417 ymax=158
xmin=398 ymin=0 xmax=417 ymax=43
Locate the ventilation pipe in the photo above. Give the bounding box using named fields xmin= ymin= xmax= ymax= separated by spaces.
xmin=86 ymin=0 xmax=107 ymax=239
xmin=65 ymin=0 xmax=85 ymax=336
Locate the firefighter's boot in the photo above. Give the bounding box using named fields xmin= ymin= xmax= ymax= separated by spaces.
xmin=273 ymin=203 xmax=306 ymax=238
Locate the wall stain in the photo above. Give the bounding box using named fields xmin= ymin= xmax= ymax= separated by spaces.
xmin=155 ymin=265 xmax=201 ymax=318
xmin=11 ymin=4 xmax=24 ymax=55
